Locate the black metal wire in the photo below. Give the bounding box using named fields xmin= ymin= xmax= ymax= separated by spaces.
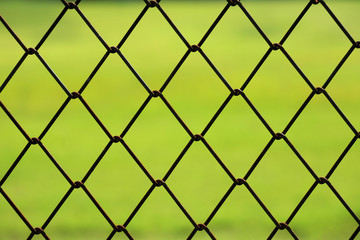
xmin=0 ymin=0 xmax=359 ymax=239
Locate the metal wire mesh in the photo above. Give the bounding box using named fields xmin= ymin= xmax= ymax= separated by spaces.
xmin=1 ymin=0 xmax=360 ymax=239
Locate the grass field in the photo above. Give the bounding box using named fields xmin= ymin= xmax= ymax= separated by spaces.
xmin=1 ymin=0 xmax=360 ymax=239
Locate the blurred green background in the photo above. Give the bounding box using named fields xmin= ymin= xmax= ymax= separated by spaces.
xmin=0 ymin=0 xmax=360 ymax=239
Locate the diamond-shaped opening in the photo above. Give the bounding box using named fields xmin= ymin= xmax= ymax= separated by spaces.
xmin=0 ymin=21 xmax=25 ymax=81
xmin=164 ymin=52 xmax=230 ymax=133
xmin=201 ymin=3 xmax=270 ymax=88
xmin=166 ymin=141 xmax=232 ymax=222
xmin=39 ymin=8 xmax=106 ymax=92
xmin=205 ymin=96 xmax=272 ymax=178
xmin=82 ymin=54 xmax=149 ymax=134
xmin=110 ymin=232 xmax=132 ymax=240
xmin=126 ymin=186 xmax=194 ymax=239
xmin=0 ymin=1 xmax=64 ymax=46
xmin=240 ymin=1 xmax=307 ymax=42
xmin=290 ymin=185 xmax=358 ymax=239
xmin=286 ymin=94 xmax=354 ymax=176
xmin=284 ymin=2 xmax=351 ymax=87
xmin=159 ymin=1 xmax=227 ymax=44
xmin=0 ymin=108 xmax=28 ymax=178
xmin=120 ymin=5 xmax=187 ymax=90
xmin=30 ymin=235 xmax=45 ymax=240
xmin=124 ymin=98 xmax=190 ymax=179
xmin=76 ymin=1 xmax=145 ymax=45
xmin=0 ymin=193 xmax=30 ymax=239
xmin=248 ymin=140 xmax=314 ymax=221
xmin=191 ymin=230 xmax=214 ymax=240
xmin=326 ymin=51 xmax=360 ymax=129
xmin=272 ymin=230 xmax=296 ymax=240
xmin=210 ymin=186 xmax=276 ymax=239
xmin=244 ymin=50 xmax=310 ymax=132
xmin=41 ymin=99 xmax=110 ymax=181
xmin=1 ymin=145 xmax=69 ymax=227
xmin=45 ymin=189 xmax=113 ymax=240
xmin=322 ymin=1 xmax=360 ymax=40
xmin=0 ymin=55 xmax=66 ymax=137
xmin=85 ymin=143 xmax=152 ymax=225
xmin=330 ymin=140 xmax=360 ymax=213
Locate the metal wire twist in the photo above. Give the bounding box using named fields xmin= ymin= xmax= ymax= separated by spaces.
xmin=0 ymin=0 xmax=359 ymax=239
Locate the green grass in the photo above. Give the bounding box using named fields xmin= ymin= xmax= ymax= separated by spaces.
xmin=1 ymin=0 xmax=360 ymax=239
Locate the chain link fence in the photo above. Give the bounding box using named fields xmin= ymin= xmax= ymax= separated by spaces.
xmin=1 ymin=0 xmax=360 ymax=239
